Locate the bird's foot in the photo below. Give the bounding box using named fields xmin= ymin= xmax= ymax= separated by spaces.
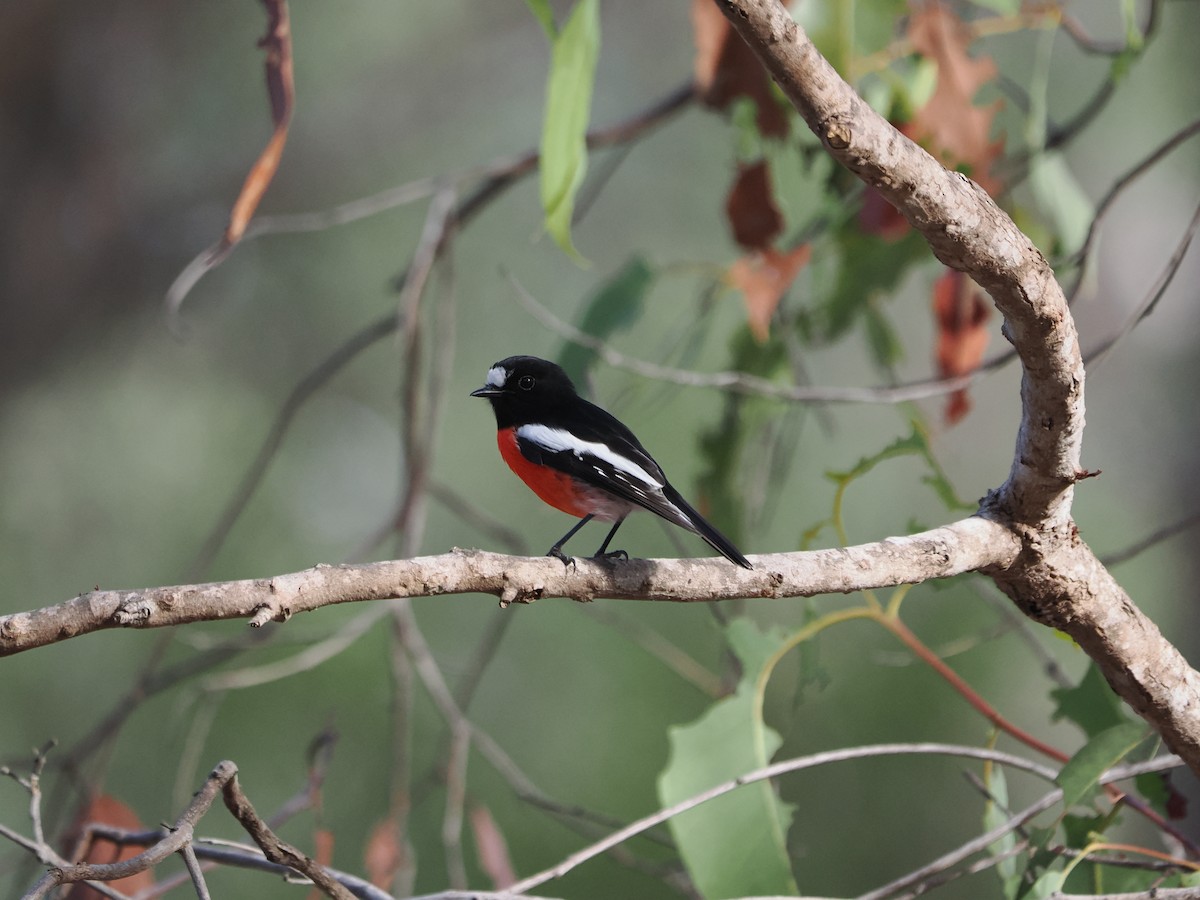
xmin=591 ymin=549 xmax=629 ymax=562
xmin=546 ymin=547 xmax=576 ymax=569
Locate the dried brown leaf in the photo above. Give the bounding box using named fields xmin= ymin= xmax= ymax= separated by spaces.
xmin=728 ymin=244 xmax=811 ymax=342
xmin=219 ymin=0 xmax=295 ymax=254
xmin=691 ymin=0 xmax=789 ymax=138
xmin=469 ymin=804 xmax=516 ymax=888
xmin=63 ymin=794 xmax=154 ymax=899
xmin=726 ymin=160 xmax=783 ymax=251
xmin=305 ymin=828 xmax=336 ymax=900
xmin=859 ymin=123 xmax=915 ymax=240
xmin=908 ymin=2 xmax=1003 ymax=195
xmin=365 ymin=817 xmax=405 ymax=889
xmin=933 ymin=269 xmax=991 ymax=423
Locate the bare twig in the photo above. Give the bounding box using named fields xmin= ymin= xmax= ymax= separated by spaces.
xmin=221 ymin=770 xmax=354 ymax=900
xmin=178 ymin=844 xmax=211 ymax=900
xmin=1065 ymin=118 xmax=1200 ymax=304
xmin=1085 ymin=197 xmax=1200 ymax=368
xmin=511 ymin=274 xmax=989 ymax=405
xmin=24 ymin=762 xmax=232 ymax=899
xmin=506 ymin=743 xmax=1172 ymax=895
xmin=857 ymin=757 xmax=1181 ymax=900
xmin=1102 ymin=511 xmax=1200 ymax=568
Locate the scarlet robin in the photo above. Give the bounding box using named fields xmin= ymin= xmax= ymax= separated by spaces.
xmin=471 ymin=356 xmax=752 ymax=568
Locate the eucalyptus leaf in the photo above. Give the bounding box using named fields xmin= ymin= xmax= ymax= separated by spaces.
xmin=658 ymin=618 xmax=799 ymax=898
xmin=539 ymin=0 xmax=600 ymax=261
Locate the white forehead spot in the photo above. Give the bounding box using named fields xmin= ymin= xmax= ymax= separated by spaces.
xmin=486 ymin=366 xmax=507 ymax=388
xmin=517 ymin=424 xmax=664 ymax=490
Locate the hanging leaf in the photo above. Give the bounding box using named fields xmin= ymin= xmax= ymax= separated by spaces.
xmin=364 ymin=816 xmax=411 ymax=890
xmin=726 ymin=160 xmax=784 ymax=251
xmin=1028 ymin=151 xmax=1095 ymax=256
xmin=219 ymin=0 xmax=295 ymax=253
xmin=1056 ymin=722 xmax=1148 ymax=811
xmin=523 ymin=0 xmax=556 ymax=39
xmin=539 ymin=0 xmax=600 ymax=261
xmin=691 ymin=0 xmax=790 ymax=138
xmin=821 ymin=226 xmax=928 ymax=342
xmin=982 ymin=764 xmax=1022 ymax=900
xmin=1050 ymin=662 xmax=1132 ymax=739
xmin=470 ymin=804 xmax=517 ymax=888
xmin=559 ymin=256 xmax=655 ymax=385
xmin=728 ymin=245 xmax=812 ymax=342
xmin=933 ymin=269 xmax=991 ymax=424
xmin=658 ymin=618 xmax=799 ymax=899
xmin=908 ymin=3 xmax=1003 ymax=195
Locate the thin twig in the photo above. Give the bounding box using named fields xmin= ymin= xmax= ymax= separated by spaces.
xmin=1101 ymin=510 xmax=1200 ymax=568
xmin=509 ymin=273 xmax=1003 ymax=405
xmin=1085 ymin=197 xmax=1200 ymax=368
xmin=1065 ymin=118 xmax=1200 ymax=304
xmin=178 ymin=844 xmax=211 ymax=900
xmin=505 ymin=744 xmax=1161 ymax=895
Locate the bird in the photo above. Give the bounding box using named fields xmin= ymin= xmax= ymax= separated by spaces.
xmin=470 ymin=355 xmax=752 ymax=569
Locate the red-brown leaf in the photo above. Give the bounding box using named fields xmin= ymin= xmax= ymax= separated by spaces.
xmin=933 ymin=269 xmax=991 ymax=423
xmin=469 ymin=804 xmax=516 ymax=888
xmin=728 ymin=244 xmax=812 ymax=342
xmin=219 ymin=0 xmax=294 ymax=253
xmin=364 ymin=816 xmax=406 ymax=889
xmin=63 ymin=794 xmax=154 ymax=899
xmin=691 ymin=0 xmax=789 ymax=138
xmin=859 ymin=123 xmax=916 ymax=240
xmin=725 ymin=160 xmax=784 ymax=251
xmin=305 ymin=828 xmax=335 ymax=900
xmin=908 ymin=2 xmax=1003 ymax=196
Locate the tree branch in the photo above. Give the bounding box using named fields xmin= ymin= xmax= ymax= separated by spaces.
xmin=1 ymin=517 xmax=1016 ymax=657
xmin=710 ymin=0 xmax=1200 ymax=777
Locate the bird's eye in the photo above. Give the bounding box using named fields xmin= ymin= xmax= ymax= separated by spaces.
xmin=518 ymin=375 xmax=535 ymax=391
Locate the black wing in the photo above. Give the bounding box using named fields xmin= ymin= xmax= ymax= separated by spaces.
xmin=515 ymin=399 xmax=752 ymax=567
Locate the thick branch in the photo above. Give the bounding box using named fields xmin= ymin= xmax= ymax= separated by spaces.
xmin=712 ymin=0 xmax=1200 ymax=776
xmin=991 ymin=537 xmax=1200 ymax=771
xmin=0 ymin=517 xmax=1016 ymax=657
xmin=715 ymin=0 xmax=1083 ymax=530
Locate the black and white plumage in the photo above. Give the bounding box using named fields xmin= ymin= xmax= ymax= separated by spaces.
xmin=471 ymin=356 xmax=752 ymax=568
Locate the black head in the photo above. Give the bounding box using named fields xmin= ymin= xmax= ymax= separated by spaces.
xmin=470 ymin=356 xmax=579 ymax=427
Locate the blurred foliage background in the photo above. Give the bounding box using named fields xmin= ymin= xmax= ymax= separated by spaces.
xmin=1 ymin=1 xmax=1199 ymax=897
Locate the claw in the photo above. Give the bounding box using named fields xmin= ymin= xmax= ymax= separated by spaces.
xmin=591 ymin=549 xmax=628 ymax=562
xmin=546 ymin=547 xmax=576 ymax=570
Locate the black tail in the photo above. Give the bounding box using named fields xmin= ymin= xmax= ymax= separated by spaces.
xmin=662 ymin=484 xmax=753 ymax=569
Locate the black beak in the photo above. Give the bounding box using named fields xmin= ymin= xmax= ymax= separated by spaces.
xmin=470 ymin=386 xmax=501 ymax=398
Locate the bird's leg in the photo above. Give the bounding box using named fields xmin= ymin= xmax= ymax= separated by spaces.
xmin=547 ymin=515 xmax=594 ymax=566
xmin=591 ymin=518 xmax=628 ymax=561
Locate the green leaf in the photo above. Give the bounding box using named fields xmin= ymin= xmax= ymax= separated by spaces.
xmin=1025 ymin=869 xmax=1065 ymax=899
xmin=523 ymin=0 xmax=557 ymax=38
xmin=825 ymin=420 xmax=972 ymax=513
xmin=539 ymin=0 xmax=600 ymax=261
xmin=819 ymin=226 xmax=927 ymax=342
xmin=1028 ymin=152 xmax=1094 ymax=256
xmin=697 ymin=328 xmax=789 ymax=545
xmin=863 ymin=301 xmax=902 ymax=369
xmin=658 ymin=618 xmax=799 ymax=898
xmin=983 ymin=763 xmax=1022 ymax=899
xmin=559 ymin=257 xmax=654 ymax=386
xmin=1050 ymin=662 xmax=1131 ymax=739
xmin=1056 ymin=723 xmax=1147 ymax=811
xmin=1133 ymin=770 xmax=1170 ymax=815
